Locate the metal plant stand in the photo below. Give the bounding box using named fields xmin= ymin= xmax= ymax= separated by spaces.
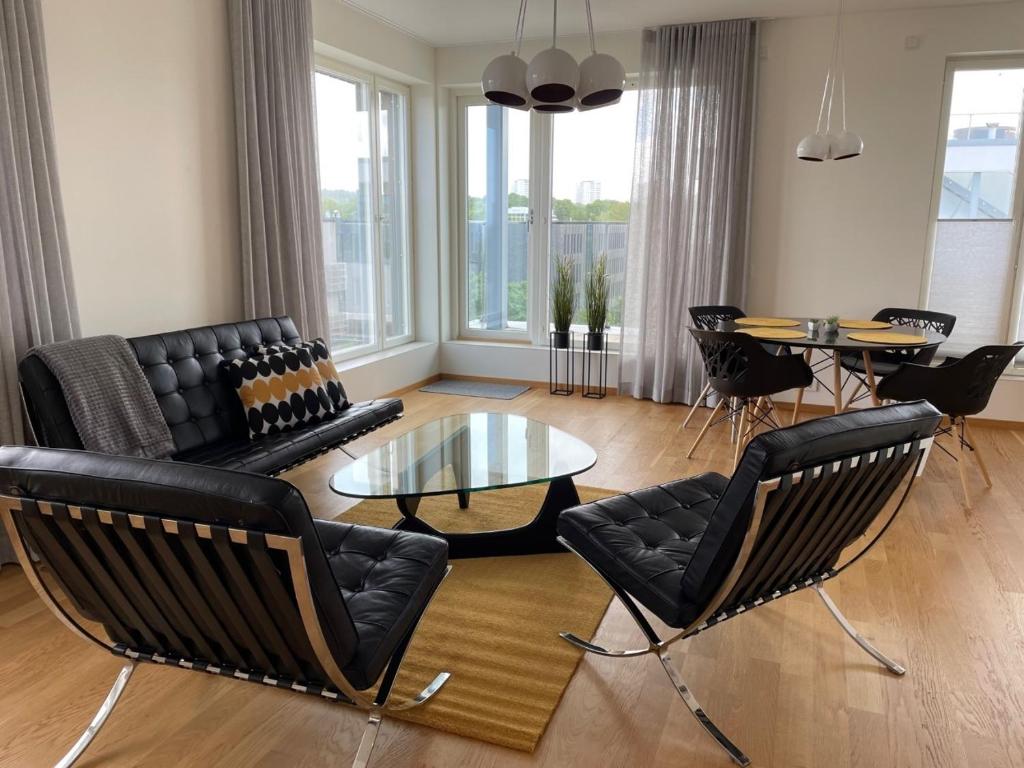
xmin=582 ymin=332 xmax=608 ymax=399
xmin=549 ymin=331 xmax=575 ymax=396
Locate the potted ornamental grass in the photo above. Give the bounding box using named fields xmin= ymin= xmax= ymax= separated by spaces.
xmin=585 ymin=254 xmax=609 ymax=351
xmin=551 ymin=255 xmax=576 ymax=349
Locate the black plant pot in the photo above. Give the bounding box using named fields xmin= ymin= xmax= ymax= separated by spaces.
xmin=551 ymin=330 xmax=571 ymax=349
xmin=585 ymin=332 xmax=605 ymax=351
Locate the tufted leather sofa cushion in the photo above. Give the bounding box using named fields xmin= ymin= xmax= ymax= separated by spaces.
xmin=315 ymin=519 xmax=448 ymax=690
xmin=174 ymin=399 xmax=403 ymax=474
xmin=128 ymin=317 xmax=302 ymax=453
xmin=557 ymin=473 xmax=726 ymax=627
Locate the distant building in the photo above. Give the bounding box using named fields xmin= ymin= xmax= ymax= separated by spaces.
xmin=575 ymin=180 xmax=601 ymax=205
xmin=512 ymin=178 xmax=530 ymax=197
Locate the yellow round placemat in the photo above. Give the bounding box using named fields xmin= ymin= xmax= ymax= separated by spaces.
xmin=734 ymin=317 xmax=800 ymax=327
xmin=846 ymin=331 xmax=927 ymax=345
xmin=840 ymin=319 xmax=892 ymax=330
xmin=738 ymin=327 xmax=808 ymax=340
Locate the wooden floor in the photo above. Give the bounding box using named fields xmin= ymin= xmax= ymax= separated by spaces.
xmin=3 ymin=388 xmax=1024 ymax=767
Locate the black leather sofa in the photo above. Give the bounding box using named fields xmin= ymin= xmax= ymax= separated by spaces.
xmin=18 ymin=316 xmax=403 ymax=475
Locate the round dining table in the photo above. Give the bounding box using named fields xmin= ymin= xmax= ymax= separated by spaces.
xmin=714 ymin=317 xmax=948 ymax=422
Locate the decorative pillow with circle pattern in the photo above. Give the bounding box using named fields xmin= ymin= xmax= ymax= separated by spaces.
xmin=223 ymin=346 xmax=335 ymax=438
xmin=257 ymin=338 xmax=349 ymax=412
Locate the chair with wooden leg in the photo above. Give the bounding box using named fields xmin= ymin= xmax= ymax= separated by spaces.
xmin=684 ymin=306 xmax=747 ymax=429
xmin=685 ymin=330 xmax=812 ymax=467
xmin=875 ymin=341 xmax=1021 ymax=507
xmin=839 ymin=307 xmax=956 ymax=410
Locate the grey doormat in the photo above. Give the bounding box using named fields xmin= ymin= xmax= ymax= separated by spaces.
xmin=419 ymin=379 xmax=529 ymax=400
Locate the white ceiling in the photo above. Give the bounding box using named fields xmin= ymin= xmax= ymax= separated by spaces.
xmin=343 ymin=0 xmax=1009 ymax=46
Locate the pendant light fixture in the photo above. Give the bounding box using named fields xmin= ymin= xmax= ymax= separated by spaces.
xmin=796 ymin=0 xmax=863 ymax=161
xmin=481 ymin=0 xmax=625 ymax=114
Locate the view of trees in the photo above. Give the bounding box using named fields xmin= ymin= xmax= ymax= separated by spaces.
xmin=321 ymin=189 xmax=361 ymax=219
xmin=467 ymin=193 xmax=630 ymax=222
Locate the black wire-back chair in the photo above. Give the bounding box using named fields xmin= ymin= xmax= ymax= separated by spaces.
xmin=839 ymin=307 xmax=956 ymax=408
xmin=684 ymin=306 xmax=748 ymax=428
xmin=557 ymin=401 xmax=941 ymax=766
xmin=0 ymin=447 xmax=452 ymax=768
xmin=686 ymin=329 xmax=812 ymax=467
xmin=876 ymin=342 xmax=1021 ymax=507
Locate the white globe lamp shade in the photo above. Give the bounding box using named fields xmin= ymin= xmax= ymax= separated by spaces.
xmin=830 ymin=130 xmax=863 ymax=160
xmin=796 ymin=132 xmax=830 ymax=161
xmin=533 ymin=96 xmax=575 ymax=113
xmin=527 ymin=47 xmax=579 ymax=103
xmin=482 ymin=53 xmax=529 ymax=107
xmin=577 ymin=93 xmax=619 ymax=112
xmin=578 ymin=53 xmax=625 ymax=107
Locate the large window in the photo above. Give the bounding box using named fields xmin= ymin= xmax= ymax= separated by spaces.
xmin=925 ymin=59 xmax=1024 ymax=358
xmin=315 ymin=66 xmax=412 ymax=360
xmin=457 ymin=89 xmax=638 ymax=343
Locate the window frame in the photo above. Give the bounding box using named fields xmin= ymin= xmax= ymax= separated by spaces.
xmin=315 ymin=59 xmax=415 ymax=363
xmin=453 ymin=81 xmax=638 ymax=347
xmin=920 ymin=55 xmax=1024 ymax=367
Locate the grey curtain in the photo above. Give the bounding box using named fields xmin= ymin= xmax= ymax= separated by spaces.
xmin=0 ymin=0 xmax=80 ymax=447
xmin=229 ymin=0 xmax=328 ymax=340
xmin=619 ymin=19 xmax=757 ymax=404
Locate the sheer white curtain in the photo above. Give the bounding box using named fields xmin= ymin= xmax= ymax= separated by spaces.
xmin=229 ymin=0 xmax=328 ymax=340
xmin=619 ymin=20 xmax=758 ymax=404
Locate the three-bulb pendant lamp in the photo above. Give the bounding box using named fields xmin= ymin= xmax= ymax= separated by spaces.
xmin=481 ymin=0 xmax=625 ymax=113
xmin=796 ymin=0 xmax=863 ymax=161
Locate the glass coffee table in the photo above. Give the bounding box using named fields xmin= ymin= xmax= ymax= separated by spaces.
xmin=329 ymin=412 xmax=597 ymax=558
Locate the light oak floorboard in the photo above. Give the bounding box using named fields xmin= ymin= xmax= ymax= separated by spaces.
xmin=1 ymin=389 xmax=1022 ymax=767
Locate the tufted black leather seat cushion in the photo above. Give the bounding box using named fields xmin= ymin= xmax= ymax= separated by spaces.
xmin=19 ymin=316 xmax=404 ymax=476
xmin=557 ymin=473 xmax=727 ymax=628
xmin=314 ymin=520 xmax=448 ymax=690
xmin=174 ymin=399 xmax=403 ymax=474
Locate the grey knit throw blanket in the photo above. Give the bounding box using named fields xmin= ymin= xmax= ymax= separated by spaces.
xmin=29 ymin=335 xmax=176 ymax=459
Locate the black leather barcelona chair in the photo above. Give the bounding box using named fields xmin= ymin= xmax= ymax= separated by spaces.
xmin=0 ymin=447 xmax=451 ymax=768
xmin=876 ymin=342 xmax=1022 ymax=507
xmin=557 ymin=402 xmax=941 ymax=766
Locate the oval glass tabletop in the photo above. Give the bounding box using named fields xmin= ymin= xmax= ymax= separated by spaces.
xmin=714 ymin=318 xmax=947 ymax=350
xmin=330 ymin=412 xmax=597 ymax=500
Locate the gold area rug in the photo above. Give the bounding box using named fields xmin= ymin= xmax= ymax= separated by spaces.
xmin=335 ymin=483 xmax=614 ymax=752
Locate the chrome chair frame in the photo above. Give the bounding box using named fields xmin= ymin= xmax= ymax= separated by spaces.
xmin=559 ymin=436 xmax=932 ymax=767
xmin=0 ymin=496 xmax=450 ymax=768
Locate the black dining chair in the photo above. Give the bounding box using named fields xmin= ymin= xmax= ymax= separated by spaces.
xmin=684 ymin=306 xmax=747 ymax=428
xmin=557 ymin=402 xmax=941 ymax=767
xmin=875 ymin=342 xmax=1021 ymax=507
xmin=0 ymin=447 xmax=452 ymax=768
xmin=839 ymin=307 xmax=956 ymax=407
xmin=686 ymin=329 xmax=812 ymax=467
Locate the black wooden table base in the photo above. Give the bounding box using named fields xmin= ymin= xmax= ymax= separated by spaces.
xmin=391 ymin=476 xmax=581 ymax=559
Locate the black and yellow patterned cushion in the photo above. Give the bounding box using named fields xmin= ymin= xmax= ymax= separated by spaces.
xmin=224 ymin=347 xmax=335 ymax=438
xmin=258 ymin=338 xmax=348 ymax=412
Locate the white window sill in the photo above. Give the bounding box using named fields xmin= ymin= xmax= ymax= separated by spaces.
xmin=335 ymin=341 xmax=435 ymax=372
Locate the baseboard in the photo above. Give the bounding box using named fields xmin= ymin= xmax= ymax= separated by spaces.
xmin=382 ymin=374 xmax=441 ymax=397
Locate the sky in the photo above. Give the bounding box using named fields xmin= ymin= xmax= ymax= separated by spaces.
xmin=947 ymin=68 xmax=1024 ymax=137
xmin=466 ymin=90 xmax=639 ymax=202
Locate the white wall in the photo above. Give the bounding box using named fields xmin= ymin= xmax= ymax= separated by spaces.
xmin=752 ymin=1 xmax=1024 ymax=418
xmin=41 ymin=0 xmax=241 ymax=337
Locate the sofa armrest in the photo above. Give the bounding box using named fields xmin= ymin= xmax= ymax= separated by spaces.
xmin=17 ymin=353 xmax=83 ymax=449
